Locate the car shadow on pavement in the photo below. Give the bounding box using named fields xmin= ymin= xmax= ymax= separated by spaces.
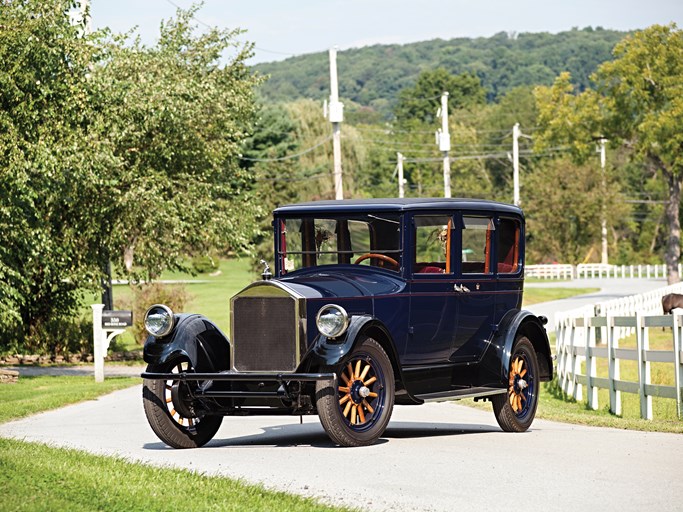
xmin=142 ymin=420 xmax=499 ymax=450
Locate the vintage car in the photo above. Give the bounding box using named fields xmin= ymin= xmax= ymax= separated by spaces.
xmin=141 ymin=198 xmax=552 ymax=448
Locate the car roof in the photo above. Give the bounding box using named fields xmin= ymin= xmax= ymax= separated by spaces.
xmin=274 ymin=198 xmax=523 ymax=216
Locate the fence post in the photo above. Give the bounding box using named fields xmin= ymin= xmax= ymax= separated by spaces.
xmin=565 ymin=317 xmax=577 ymax=396
xmin=674 ymin=312 xmax=682 ymax=420
xmin=586 ymin=315 xmax=598 ymax=410
xmin=606 ymin=314 xmax=621 ymax=415
xmin=636 ymin=312 xmax=653 ymax=420
xmin=573 ymin=315 xmax=587 ymax=402
xmin=92 ymin=304 xmax=105 ymax=383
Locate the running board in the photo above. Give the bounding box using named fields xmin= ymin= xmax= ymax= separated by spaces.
xmin=415 ymin=387 xmax=506 ymax=403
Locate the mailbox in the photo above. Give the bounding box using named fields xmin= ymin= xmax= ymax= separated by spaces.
xmin=101 ymin=310 xmax=133 ymax=328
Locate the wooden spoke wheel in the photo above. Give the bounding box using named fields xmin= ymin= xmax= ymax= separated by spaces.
xmin=316 ymin=337 xmax=395 ymax=446
xmin=492 ymin=336 xmax=539 ymax=432
xmin=143 ymin=359 xmax=222 ymax=448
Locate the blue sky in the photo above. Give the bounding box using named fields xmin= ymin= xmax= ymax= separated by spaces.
xmin=91 ymin=0 xmax=683 ymax=64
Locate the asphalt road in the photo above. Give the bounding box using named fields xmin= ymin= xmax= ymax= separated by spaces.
xmin=2 ymin=277 xmax=682 ymax=511
xmin=2 ymin=384 xmax=682 ymax=512
xmin=524 ymin=277 xmax=667 ymax=324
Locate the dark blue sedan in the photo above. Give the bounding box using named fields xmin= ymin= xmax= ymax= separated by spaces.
xmin=141 ymin=198 xmax=552 ymax=447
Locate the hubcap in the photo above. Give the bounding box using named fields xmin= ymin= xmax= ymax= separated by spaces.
xmin=337 ymin=357 xmax=382 ymax=428
xmin=508 ymin=355 xmax=532 ymax=415
xmin=166 ymin=361 xmax=200 ymax=429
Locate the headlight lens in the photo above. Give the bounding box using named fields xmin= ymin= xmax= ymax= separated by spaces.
xmin=144 ymin=304 xmax=175 ymax=338
xmin=316 ymin=304 xmax=349 ymax=338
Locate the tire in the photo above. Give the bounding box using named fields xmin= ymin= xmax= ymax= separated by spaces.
xmin=142 ymin=359 xmax=222 ymax=448
xmin=492 ymin=336 xmax=539 ymax=432
xmin=315 ymin=337 xmax=395 ymax=447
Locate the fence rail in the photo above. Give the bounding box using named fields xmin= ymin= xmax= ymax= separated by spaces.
xmin=525 ymin=263 xmax=683 ymax=280
xmin=555 ymin=280 xmax=683 ymax=420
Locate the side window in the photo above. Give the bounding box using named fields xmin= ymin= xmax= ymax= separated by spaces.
xmin=413 ymin=215 xmax=452 ymax=274
xmin=497 ymin=218 xmax=520 ymax=274
xmin=461 ymin=216 xmax=494 ymax=274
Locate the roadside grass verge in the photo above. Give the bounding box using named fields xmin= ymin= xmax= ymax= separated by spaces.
xmin=463 ymin=328 xmax=683 ymax=433
xmin=0 ymin=438 xmax=352 ymax=512
xmin=0 ymin=375 xmax=139 ymax=423
xmin=462 ymin=380 xmax=683 ymax=434
xmin=522 ymin=287 xmax=599 ymax=306
xmin=0 ymin=376 xmax=352 ymax=512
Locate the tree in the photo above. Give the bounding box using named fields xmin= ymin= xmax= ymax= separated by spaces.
xmin=0 ymin=2 xmax=263 ymax=352
xmin=0 ymin=0 xmax=111 ymax=350
xmin=535 ymin=24 xmax=683 ymax=283
xmin=394 ymin=69 xmax=486 ymax=124
xmin=92 ymin=7 xmax=263 ymax=280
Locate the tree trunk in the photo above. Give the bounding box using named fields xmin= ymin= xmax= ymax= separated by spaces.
xmin=124 ymin=241 xmax=135 ymax=273
xmin=664 ymin=171 xmax=682 ymax=284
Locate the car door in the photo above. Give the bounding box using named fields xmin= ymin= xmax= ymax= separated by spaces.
xmin=450 ymin=213 xmax=498 ymax=363
xmin=404 ymin=213 xmax=458 ymax=365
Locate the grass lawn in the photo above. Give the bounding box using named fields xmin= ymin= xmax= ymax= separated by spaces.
xmin=0 ymin=438 xmax=350 ymax=512
xmin=0 ymin=375 xmax=139 ymax=423
xmin=0 ymin=375 xmax=351 ymax=512
xmin=522 ymin=287 xmax=599 ymax=306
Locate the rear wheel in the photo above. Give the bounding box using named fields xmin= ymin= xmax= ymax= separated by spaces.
xmin=142 ymin=359 xmax=222 ymax=448
xmin=492 ymin=336 xmax=539 ymax=432
xmin=315 ymin=337 xmax=395 ymax=447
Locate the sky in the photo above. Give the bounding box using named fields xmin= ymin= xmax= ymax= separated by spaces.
xmin=91 ymin=0 xmax=683 ymax=64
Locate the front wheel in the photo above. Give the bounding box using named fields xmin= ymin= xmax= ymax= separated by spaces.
xmin=315 ymin=337 xmax=395 ymax=446
xmin=492 ymin=336 xmax=539 ymax=432
xmin=143 ymin=359 xmax=222 ymax=448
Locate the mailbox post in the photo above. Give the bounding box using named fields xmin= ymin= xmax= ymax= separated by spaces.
xmin=92 ymin=304 xmax=133 ymax=382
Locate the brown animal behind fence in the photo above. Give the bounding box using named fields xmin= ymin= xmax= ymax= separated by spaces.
xmin=662 ymin=293 xmax=683 ymax=314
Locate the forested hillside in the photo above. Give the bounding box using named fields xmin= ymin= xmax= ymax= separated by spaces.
xmin=254 ymin=27 xmax=626 ymax=119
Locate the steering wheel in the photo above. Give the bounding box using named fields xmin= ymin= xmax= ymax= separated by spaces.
xmin=354 ymin=253 xmax=399 ymax=269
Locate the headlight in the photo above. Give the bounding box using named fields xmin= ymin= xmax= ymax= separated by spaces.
xmin=316 ymin=304 xmax=349 ymax=339
xmin=144 ymin=304 xmax=175 ymax=338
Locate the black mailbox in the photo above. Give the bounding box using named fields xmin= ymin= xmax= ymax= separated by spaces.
xmin=102 ymin=310 xmax=133 ymax=328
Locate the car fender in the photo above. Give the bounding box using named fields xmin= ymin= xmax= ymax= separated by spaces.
xmin=143 ymin=314 xmax=231 ymax=373
xmin=307 ymin=315 xmax=411 ymax=397
xmin=499 ymin=310 xmax=553 ymax=382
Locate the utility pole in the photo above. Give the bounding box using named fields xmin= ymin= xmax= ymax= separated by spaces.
xmin=599 ymin=138 xmax=608 ymax=265
xmin=512 ymin=122 xmax=520 ymax=206
xmin=397 ymin=152 xmax=405 ymax=198
xmin=435 ymin=92 xmax=451 ymax=198
xmin=326 ymin=47 xmax=344 ymax=200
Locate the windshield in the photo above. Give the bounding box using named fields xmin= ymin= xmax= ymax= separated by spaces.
xmin=277 ymin=214 xmax=402 ymax=274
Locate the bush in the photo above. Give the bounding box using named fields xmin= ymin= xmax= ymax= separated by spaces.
xmin=126 ymin=283 xmax=192 ymax=344
xmin=0 ymin=317 xmax=93 ymax=356
xmin=191 ymin=254 xmax=220 ymax=274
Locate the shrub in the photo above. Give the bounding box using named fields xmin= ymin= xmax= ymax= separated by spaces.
xmin=126 ymin=283 xmax=192 ymax=344
xmin=191 ymin=254 xmax=220 ymax=274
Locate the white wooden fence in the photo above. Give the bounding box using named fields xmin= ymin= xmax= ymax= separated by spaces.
xmin=575 ymin=263 xmax=683 ymax=279
xmin=526 ymin=263 xmax=683 ymax=280
xmin=555 ymin=283 xmax=683 ymax=420
xmin=525 ymin=264 xmax=574 ymax=279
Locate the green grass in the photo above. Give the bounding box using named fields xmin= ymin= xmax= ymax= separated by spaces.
xmin=91 ymin=258 xmax=255 ymax=350
xmin=522 ymin=287 xmax=599 ymax=306
xmin=0 ymin=438 xmax=351 ymax=512
xmin=463 ymin=380 xmax=683 ymax=434
xmin=0 ymin=375 xmax=139 ymax=423
xmin=0 ymin=375 xmax=351 ymax=512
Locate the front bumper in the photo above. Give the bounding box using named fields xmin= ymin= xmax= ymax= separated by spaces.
xmin=141 ymin=370 xmax=336 ymax=400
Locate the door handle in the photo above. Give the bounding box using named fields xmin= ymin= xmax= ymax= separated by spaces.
xmin=454 ymin=284 xmax=471 ymax=293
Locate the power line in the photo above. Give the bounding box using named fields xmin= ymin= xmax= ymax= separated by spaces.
xmin=163 ymin=0 xmax=295 ymax=57
xmin=240 ymin=136 xmax=332 ymax=162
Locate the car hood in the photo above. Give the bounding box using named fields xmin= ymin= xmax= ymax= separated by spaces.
xmin=275 ymin=265 xmax=406 ymax=299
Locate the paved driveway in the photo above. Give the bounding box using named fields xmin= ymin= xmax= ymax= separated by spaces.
xmin=1 ymin=385 xmax=681 ymax=512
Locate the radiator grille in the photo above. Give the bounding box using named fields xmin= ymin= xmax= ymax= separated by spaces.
xmin=232 ymin=296 xmax=298 ymax=371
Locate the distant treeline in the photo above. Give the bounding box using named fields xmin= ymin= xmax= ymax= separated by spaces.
xmin=253 ymin=27 xmax=626 ymax=119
